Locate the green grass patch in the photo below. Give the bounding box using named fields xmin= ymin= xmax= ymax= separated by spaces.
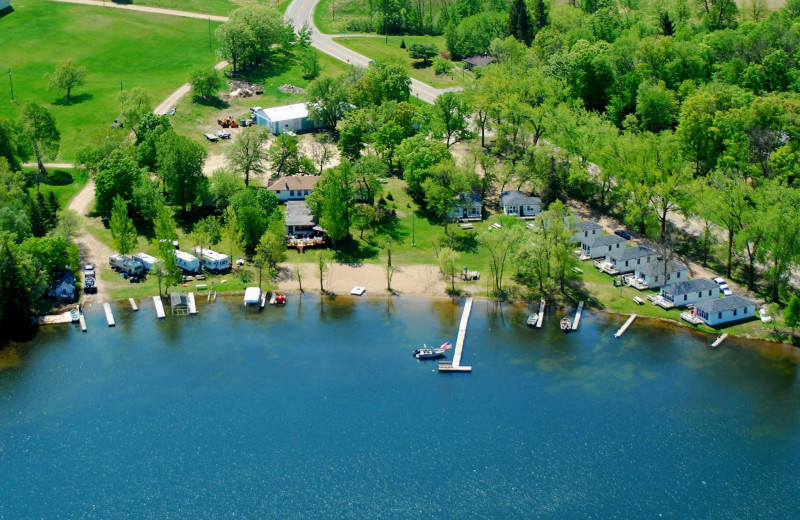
xmin=25 ymin=168 xmax=88 ymax=208
xmin=335 ymin=36 xmax=472 ymax=89
xmin=0 ymin=0 xmax=222 ymax=161
xmin=116 ymin=0 xmax=293 ymax=16
xmin=314 ymin=0 xmax=371 ymax=34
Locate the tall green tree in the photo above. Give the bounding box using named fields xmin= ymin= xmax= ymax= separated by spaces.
xmin=307 ymin=161 xmax=357 ymax=248
xmin=156 ymin=131 xmax=208 ymax=212
xmin=109 ymin=195 xmax=137 ymax=255
xmin=0 ymin=240 xmax=32 ymax=343
xmin=94 ymin=149 xmax=146 ymax=219
xmin=267 ymin=133 xmax=302 ymax=177
xmin=226 ymin=126 xmax=270 ymax=187
xmin=432 ymin=92 xmax=473 ymax=147
xmin=20 ymin=103 xmax=60 ymax=180
xmin=118 ymin=88 xmax=152 ymax=137
xmin=509 ymin=0 xmax=533 ymax=45
xmin=45 ymin=59 xmax=86 ymax=101
xmin=438 ymin=246 xmax=458 ymax=293
xmin=784 ymin=295 xmax=800 ymax=334
xmin=306 ymin=75 xmax=351 ymax=129
xmin=190 ymin=67 xmax=225 ymax=100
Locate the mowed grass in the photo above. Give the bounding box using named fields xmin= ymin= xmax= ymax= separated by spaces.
xmin=314 ymin=0 xmax=370 ymax=34
xmin=25 ymin=168 xmax=89 ymax=208
xmin=335 ymin=36 xmax=472 ymax=88
xmin=0 ymin=0 xmax=221 ymax=161
xmin=115 ymin=0 xmax=293 ymax=16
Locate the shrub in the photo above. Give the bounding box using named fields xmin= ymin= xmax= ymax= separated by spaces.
xmin=433 ymin=56 xmax=453 ymax=76
xmin=400 ymin=39 xmax=406 ymax=49
xmin=386 ymin=192 xmax=394 ymax=201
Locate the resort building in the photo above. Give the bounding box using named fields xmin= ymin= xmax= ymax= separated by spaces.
xmin=253 ymin=103 xmax=326 ymax=134
xmin=631 ymin=260 xmax=689 ymax=290
xmin=267 ymin=175 xmax=320 ymax=202
xmin=285 ymin=200 xmax=317 ymax=238
xmin=580 ymin=234 xmax=626 ymax=259
xmin=500 ymin=191 xmax=541 ymax=219
xmin=694 ymin=295 xmax=756 ymax=327
xmin=660 ymin=278 xmax=720 ymax=307
xmin=601 ymin=246 xmax=656 ymax=274
xmin=463 ymin=54 xmax=494 ymax=70
xmin=570 ymin=221 xmax=603 ymax=244
xmin=448 ymin=192 xmax=483 ymax=222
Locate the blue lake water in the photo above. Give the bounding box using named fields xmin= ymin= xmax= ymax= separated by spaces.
xmin=1 ymin=296 xmax=799 ymax=519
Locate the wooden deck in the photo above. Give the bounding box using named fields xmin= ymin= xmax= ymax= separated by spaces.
xmin=536 ymin=299 xmax=545 ymax=328
xmin=439 ymin=298 xmax=473 ymax=373
xmin=153 ymin=296 xmax=166 ymax=319
xmin=614 ymin=314 xmax=636 ymax=338
xmin=187 ymin=292 xmax=197 ymax=314
xmin=572 ymin=301 xmax=584 ymax=331
xmin=103 ymin=303 xmax=115 ymax=327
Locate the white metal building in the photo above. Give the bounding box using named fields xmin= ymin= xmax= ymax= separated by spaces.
xmin=253 ymin=103 xmax=326 ymax=135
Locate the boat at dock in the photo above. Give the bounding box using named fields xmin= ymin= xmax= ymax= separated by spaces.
xmin=560 ymin=317 xmax=572 ymax=332
xmin=413 ymin=342 xmax=452 ymax=360
xmin=526 ymin=313 xmax=538 ymax=327
xmin=243 ymin=287 xmax=261 ymax=306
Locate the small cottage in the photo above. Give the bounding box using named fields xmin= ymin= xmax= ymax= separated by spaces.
xmin=253 ymin=103 xmax=326 ymax=134
xmin=570 ymin=221 xmax=603 ymax=244
xmin=694 ymin=295 xmax=756 ymax=327
xmin=660 ymin=278 xmax=720 ymax=307
xmin=602 ymin=246 xmax=656 ymax=274
xmin=463 ymin=54 xmax=495 ymax=70
xmin=285 ymin=200 xmax=317 ymax=237
xmin=631 ymin=260 xmax=689 ymax=290
xmin=267 ymin=175 xmax=320 ymax=202
xmin=500 ymin=191 xmax=541 ymax=219
xmin=580 ymin=234 xmax=626 ymax=259
xmin=49 ymin=272 xmax=76 ymax=301
xmin=448 ymin=192 xmax=483 ymax=222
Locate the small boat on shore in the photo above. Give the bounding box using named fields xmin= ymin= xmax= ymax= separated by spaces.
xmin=412 ymin=342 xmax=453 ymax=360
xmin=560 ymin=317 xmax=572 ymax=332
xmin=527 ymin=313 xmax=538 ymax=327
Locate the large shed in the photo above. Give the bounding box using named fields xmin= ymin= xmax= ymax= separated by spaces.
xmin=0 ymin=1 xmax=10 ymax=11
xmin=253 ymin=103 xmax=325 ymax=134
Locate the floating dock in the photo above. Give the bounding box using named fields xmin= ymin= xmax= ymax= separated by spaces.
xmin=614 ymin=314 xmax=637 ymax=338
xmin=103 ymin=303 xmax=115 ymax=327
xmin=260 ymin=292 xmax=267 ymax=309
xmin=153 ymin=296 xmax=166 ymax=319
xmin=439 ymin=298 xmax=473 ymax=373
xmin=536 ymin=299 xmax=545 ymax=328
xmin=711 ymin=333 xmax=729 ymax=348
xmin=129 ymin=298 xmax=138 ymax=311
xmin=187 ymin=292 xmax=197 ymax=315
xmin=79 ymin=313 xmax=87 ymax=332
xmin=572 ymin=301 xmax=584 ymax=331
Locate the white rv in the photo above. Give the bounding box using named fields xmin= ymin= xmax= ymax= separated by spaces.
xmin=191 ymin=247 xmax=230 ymax=272
xmin=133 ymin=252 xmax=158 ymax=271
xmin=174 ymin=250 xmax=200 ymax=273
xmin=109 ymin=254 xmax=144 ymax=275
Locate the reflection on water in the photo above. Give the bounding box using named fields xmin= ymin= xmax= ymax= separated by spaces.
xmin=0 ymin=296 xmax=798 ymax=519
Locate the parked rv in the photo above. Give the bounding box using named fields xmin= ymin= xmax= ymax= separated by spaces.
xmin=191 ymin=247 xmax=230 ymax=272
xmin=174 ymin=250 xmax=200 ymax=273
xmin=109 ymin=254 xmax=144 ymax=276
xmin=133 ymin=252 xmax=159 ymax=271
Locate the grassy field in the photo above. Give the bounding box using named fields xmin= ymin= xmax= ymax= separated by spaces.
xmin=314 ymin=0 xmax=370 ymax=34
xmin=335 ymin=36 xmax=472 ymax=88
xmin=0 ymin=0 xmax=221 ymax=161
xmin=25 ymin=168 xmax=88 ymax=208
xmin=114 ymin=0 xmax=294 ymax=16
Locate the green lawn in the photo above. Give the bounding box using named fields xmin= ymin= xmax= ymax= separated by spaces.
xmin=335 ymin=36 xmax=472 ymax=88
xmin=314 ymin=0 xmax=370 ymax=34
xmin=25 ymin=168 xmax=88 ymax=208
xmin=116 ymin=0 xmax=293 ymax=16
xmin=0 ymin=0 xmax=222 ymax=161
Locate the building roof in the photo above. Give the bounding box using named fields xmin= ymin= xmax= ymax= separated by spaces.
xmin=582 ymin=234 xmax=627 ymax=247
xmin=267 ymin=175 xmax=320 ymax=192
xmin=455 ymin=191 xmax=483 ymax=206
xmin=285 ymin=200 xmax=315 ymax=227
xmin=695 ymin=294 xmax=755 ymax=313
xmin=464 ymin=54 xmax=494 ymax=67
xmin=661 ymin=278 xmax=719 ymax=296
xmin=607 ymin=246 xmax=654 ymax=262
xmin=636 ymin=260 xmax=687 ymax=277
xmin=500 ymin=191 xmax=541 ymax=207
xmin=255 ymin=103 xmax=309 ymax=122
xmin=575 ymin=221 xmax=602 ymax=232
xmin=170 ymin=292 xmax=188 ymax=307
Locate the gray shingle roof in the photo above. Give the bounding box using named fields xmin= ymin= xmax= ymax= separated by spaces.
xmin=695 ymin=295 xmax=755 ymax=313
xmin=456 ymin=191 xmax=483 ymax=206
xmin=464 ymin=54 xmax=494 ymax=67
xmin=661 ymin=278 xmax=719 ymax=296
xmin=500 ymin=191 xmax=541 ymax=207
xmin=636 ymin=260 xmax=687 ymax=276
xmin=583 ymin=234 xmax=627 ymax=247
xmin=607 ymin=246 xmax=654 ymax=261
xmin=575 ymin=221 xmax=602 ymax=232
xmin=285 ymin=200 xmax=315 ymax=227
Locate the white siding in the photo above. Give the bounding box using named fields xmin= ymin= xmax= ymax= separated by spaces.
xmin=660 ymin=286 xmax=719 ymax=307
xmin=696 ymin=304 xmax=755 ymax=326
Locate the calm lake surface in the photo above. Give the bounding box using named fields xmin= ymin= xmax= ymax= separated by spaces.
xmin=1 ymin=296 xmax=799 ymax=519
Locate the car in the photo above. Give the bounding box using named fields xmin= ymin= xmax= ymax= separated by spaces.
xmin=84 ymin=264 xmax=95 ymax=277
xmin=111 ymin=118 xmax=124 ymax=128
xmin=718 ymin=283 xmax=729 ymax=291
xmin=722 ymin=288 xmax=733 ymax=296
xmin=614 ymin=229 xmax=631 ymax=240
xmin=84 ymin=276 xmax=97 ymax=294
xmin=712 ymin=277 xmax=726 ymax=285
xmin=218 ymin=130 xmax=231 ymax=139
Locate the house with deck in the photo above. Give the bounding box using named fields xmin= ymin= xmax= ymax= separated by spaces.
xmin=267 ymin=175 xmax=319 ymax=202
xmin=631 ymin=260 xmax=689 ymax=290
xmin=500 ymin=191 xmax=541 ymax=219
xmin=599 ymin=246 xmax=656 ymax=274
xmin=448 ymin=192 xmax=483 ymax=222
xmin=285 ymin=200 xmax=318 ymax=238
xmin=660 ymin=278 xmax=720 ymax=308
xmin=580 ymin=234 xmax=626 ymax=259
xmin=694 ymin=295 xmax=756 ymax=327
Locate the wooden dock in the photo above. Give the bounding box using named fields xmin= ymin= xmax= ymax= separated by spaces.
xmin=572 ymin=301 xmax=584 ymax=331
xmin=439 ymin=298 xmax=473 ymax=373
xmin=153 ymin=296 xmax=166 ymax=319
xmin=187 ymin=292 xmax=197 ymax=315
xmin=536 ymin=299 xmax=545 ymax=328
xmin=260 ymin=292 xmax=267 ymax=309
xmin=614 ymin=314 xmax=636 ymax=338
xmin=79 ymin=313 xmax=87 ymax=332
xmin=103 ymin=303 xmax=115 ymax=327
xmin=129 ymin=298 xmax=138 ymax=311
xmin=711 ymin=333 xmax=729 ymax=348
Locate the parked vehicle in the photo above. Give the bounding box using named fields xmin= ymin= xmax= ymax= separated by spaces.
xmin=191 ymin=247 xmax=230 ymax=272
xmin=218 ymin=130 xmax=231 ymax=139
xmin=614 ymin=229 xmax=631 ymax=240
xmin=133 ymin=252 xmax=158 ymax=271
xmin=109 ymin=254 xmax=144 ymax=275
xmin=174 ymin=250 xmax=200 ymax=273
xmin=204 ymin=133 xmax=219 ymax=142
xmin=84 ymin=275 xmax=97 ymax=294
xmin=84 ymin=263 xmax=95 ymax=277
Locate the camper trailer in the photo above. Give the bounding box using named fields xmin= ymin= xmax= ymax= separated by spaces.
xmin=133 ymin=252 xmax=158 ymax=271
xmin=174 ymin=250 xmax=200 ymax=273
xmin=191 ymin=247 xmax=230 ymax=272
xmin=109 ymin=254 xmax=144 ymax=275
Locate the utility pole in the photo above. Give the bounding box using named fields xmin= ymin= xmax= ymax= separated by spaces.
xmin=208 ymin=18 xmax=212 ymax=52
xmin=411 ymin=212 xmax=416 ymax=246
xmin=8 ymin=69 xmax=14 ymax=103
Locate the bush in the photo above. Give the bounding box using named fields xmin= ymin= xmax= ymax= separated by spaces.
xmin=346 ymin=16 xmax=375 ymax=32
xmin=378 ymin=197 xmax=387 ymax=206
xmin=440 ymin=50 xmax=451 ymax=60
xmin=386 ymin=192 xmax=394 ymax=201
xmin=408 ymin=43 xmax=439 ymax=66
xmin=433 ymin=56 xmax=453 ymax=76
xmin=400 ymin=39 xmax=406 ymax=49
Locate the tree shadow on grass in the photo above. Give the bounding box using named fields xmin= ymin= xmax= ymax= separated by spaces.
xmin=194 ymin=97 xmax=229 ymax=110
xmin=52 ymin=93 xmax=94 ymax=106
xmin=449 ymin=230 xmax=478 ymax=253
xmin=234 ymin=55 xmax=296 ymax=85
xmin=332 ymin=236 xmax=379 ymax=263
xmin=411 ymin=61 xmax=432 ymax=69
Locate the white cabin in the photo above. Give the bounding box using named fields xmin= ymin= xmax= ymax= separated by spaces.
xmin=660 ymin=278 xmax=720 ymax=307
xmin=632 ymin=260 xmax=689 ymax=290
xmin=580 ymin=234 xmax=626 ymax=259
xmin=174 ymin=250 xmax=200 ymax=273
xmin=694 ymin=295 xmax=756 ymax=327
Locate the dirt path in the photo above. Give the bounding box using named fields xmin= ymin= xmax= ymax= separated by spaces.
xmin=51 ymin=0 xmax=229 ymax=21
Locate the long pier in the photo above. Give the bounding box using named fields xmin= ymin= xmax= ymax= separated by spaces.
xmin=614 ymin=314 xmax=636 ymax=338
xmin=439 ymin=298 xmax=473 ymax=373
xmin=187 ymin=292 xmax=197 ymax=315
xmin=572 ymin=301 xmax=584 ymax=331
xmin=79 ymin=313 xmax=87 ymax=332
xmin=711 ymin=333 xmax=729 ymax=348
xmin=103 ymin=302 xmax=115 ymax=327
xmin=129 ymin=298 xmax=138 ymax=311
xmin=153 ymin=296 xmax=166 ymax=319
xmin=536 ymin=299 xmax=545 ymax=328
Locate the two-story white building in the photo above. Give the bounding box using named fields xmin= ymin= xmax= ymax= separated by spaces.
xmin=580 ymin=234 xmax=627 ymax=259
xmin=602 ymin=246 xmax=656 ymax=274
xmin=660 ymin=278 xmax=720 ymax=307
xmin=694 ymin=295 xmax=756 ymax=327
xmin=570 ymin=221 xmax=602 ymax=244
xmin=267 ymin=175 xmax=319 ymax=202
xmin=500 ymin=191 xmax=541 ymax=219
xmin=631 ymin=260 xmax=689 ymax=290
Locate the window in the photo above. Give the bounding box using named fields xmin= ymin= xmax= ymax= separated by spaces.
xmin=637 ymin=259 xmax=641 ymax=265
xmin=290 ymin=190 xmax=295 ymax=196
xmin=684 ymin=294 xmax=688 ymax=301
xmin=608 ymin=245 xmax=612 ymax=251
xmin=718 ymin=313 xmax=722 ymax=319
xmin=733 ymin=309 xmax=737 ymax=316
xmin=698 ymin=292 xmax=702 ymax=298
xmin=625 ymin=261 xmax=629 ymax=267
